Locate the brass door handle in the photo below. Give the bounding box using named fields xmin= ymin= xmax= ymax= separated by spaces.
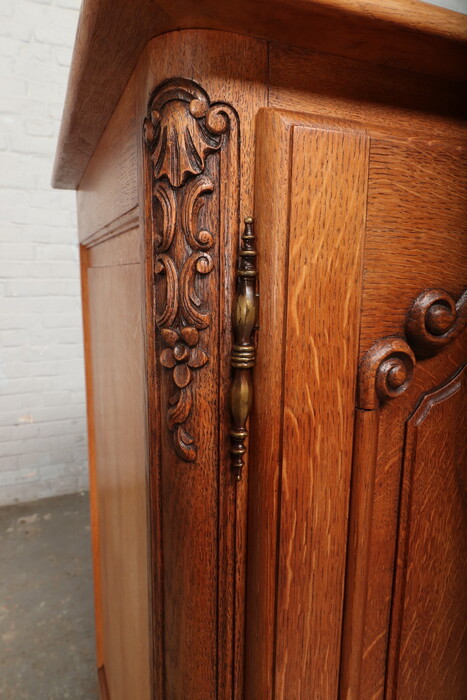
xmin=229 ymin=217 xmax=258 ymax=481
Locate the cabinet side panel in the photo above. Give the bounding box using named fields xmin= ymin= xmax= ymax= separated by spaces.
xmin=77 ymin=76 xmax=138 ymax=244
xmin=86 ymin=230 xmax=151 ymax=700
xmin=80 ymin=245 xmax=104 ymax=669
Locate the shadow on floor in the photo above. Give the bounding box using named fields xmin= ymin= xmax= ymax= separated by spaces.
xmin=0 ymin=492 xmax=98 ymax=700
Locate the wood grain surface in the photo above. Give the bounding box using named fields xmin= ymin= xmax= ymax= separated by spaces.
xmin=386 ymin=365 xmax=467 ymax=700
xmin=360 ymin=137 xmax=467 ymax=357
xmin=77 ymin=76 xmax=138 ymax=243
xmin=79 ymin=245 xmax=103 ymax=669
xmin=339 ymin=408 xmax=380 ymax=699
xmin=245 ymin=108 xmax=369 ymax=698
xmin=84 ymin=228 xmax=151 ymax=700
xmin=244 ymin=109 xmax=293 ymax=699
xmin=269 ymin=43 xmax=467 ymax=140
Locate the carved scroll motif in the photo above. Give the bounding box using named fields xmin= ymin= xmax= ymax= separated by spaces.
xmin=406 ymin=288 xmax=467 ymax=358
xmin=358 ymin=338 xmax=416 ymax=410
xmin=144 ymin=78 xmax=238 ymax=461
xmin=358 ymin=287 xmax=467 ymax=410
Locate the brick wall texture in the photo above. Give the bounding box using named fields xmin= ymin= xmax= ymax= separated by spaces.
xmin=0 ymin=0 xmax=86 ymax=505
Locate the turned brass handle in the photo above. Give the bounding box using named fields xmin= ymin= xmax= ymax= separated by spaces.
xmin=229 ymin=217 xmax=258 ymax=481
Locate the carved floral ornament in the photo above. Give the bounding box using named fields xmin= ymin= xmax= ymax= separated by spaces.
xmin=359 ymin=288 xmax=467 ymax=410
xmin=144 ymin=79 xmax=238 ymax=462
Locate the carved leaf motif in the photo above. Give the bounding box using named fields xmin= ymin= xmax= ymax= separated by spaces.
xmin=150 ymin=101 xmax=222 ymax=188
xmin=180 ymin=326 xmax=198 ymax=347
xmin=160 ymin=328 xmax=178 ymax=347
xmin=167 ymin=388 xmax=196 ymax=462
xmin=188 ymin=348 xmax=208 ymax=368
xmin=174 ymin=363 xmax=191 ymax=388
xmin=168 ymin=387 xmax=192 ymax=427
xmin=160 ymin=348 xmax=176 ymax=369
xmin=175 ymin=426 xmax=196 ymax=462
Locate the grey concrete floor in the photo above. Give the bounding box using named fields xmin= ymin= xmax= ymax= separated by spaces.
xmin=0 ymin=492 xmax=98 ymax=700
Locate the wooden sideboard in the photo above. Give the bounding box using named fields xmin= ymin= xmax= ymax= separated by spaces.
xmin=53 ymin=1 xmax=467 ymax=698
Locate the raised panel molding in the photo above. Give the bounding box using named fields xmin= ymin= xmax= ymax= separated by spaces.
xmin=386 ymin=365 xmax=467 ymax=699
xmin=341 ymin=288 xmax=467 ymax=699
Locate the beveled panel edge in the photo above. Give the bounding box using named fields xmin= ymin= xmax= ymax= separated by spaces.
xmin=80 ymin=206 xmax=140 ymax=249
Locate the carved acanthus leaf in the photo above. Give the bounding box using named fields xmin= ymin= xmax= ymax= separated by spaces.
xmin=153 ymin=180 xmax=176 ymax=251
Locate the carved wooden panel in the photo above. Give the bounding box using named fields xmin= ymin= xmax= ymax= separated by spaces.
xmin=144 ymin=78 xmax=239 ymax=461
xmin=143 ymin=76 xmax=241 ymax=698
xmin=386 ymin=365 xmax=467 ymax=699
xmin=357 ymin=288 xmax=467 ymax=411
xmin=139 ymin=33 xmax=268 ymax=700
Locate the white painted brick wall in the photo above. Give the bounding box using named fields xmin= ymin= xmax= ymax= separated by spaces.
xmin=0 ymin=0 xmax=86 ymax=505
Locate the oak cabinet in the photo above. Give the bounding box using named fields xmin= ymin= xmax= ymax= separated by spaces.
xmin=54 ymin=1 xmax=467 ymax=698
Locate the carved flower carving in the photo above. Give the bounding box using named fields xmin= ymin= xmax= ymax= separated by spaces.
xmin=159 ymin=327 xmax=208 ymax=388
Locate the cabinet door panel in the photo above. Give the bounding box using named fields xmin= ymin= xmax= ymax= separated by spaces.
xmin=386 ymin=366 xmax=467 ymax=700
xmin=341 ymin=132 xmax=467 ymax=699
xmin=247 ymin=109 xmax=467 ymax=700
xmin=245 ymin=109 xmax=369 ymax=698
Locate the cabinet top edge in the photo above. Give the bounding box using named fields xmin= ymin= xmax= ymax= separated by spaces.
xmin=52 ymin=0 xmax=467 ymax=190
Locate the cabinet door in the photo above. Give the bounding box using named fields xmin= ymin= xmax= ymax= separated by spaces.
xmin=245 ymin=108 xmax=467 ymax=699
xmin=245 ymin=109 xmax=370 ymax=698
xmin=342 ymin=132 xmax=467 ymax=699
